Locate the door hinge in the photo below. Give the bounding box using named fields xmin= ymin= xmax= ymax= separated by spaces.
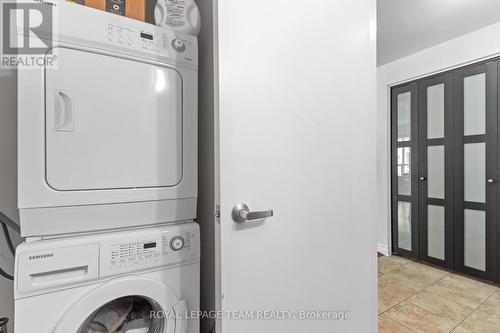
xmin=215 ymin=205 xmax=221 ymax=223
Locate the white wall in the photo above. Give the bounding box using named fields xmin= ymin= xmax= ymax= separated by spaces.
xmin=377 ymin=0 xmax=500 ymax=65
xmin=377 ymin=21 xmax=500 ymax=254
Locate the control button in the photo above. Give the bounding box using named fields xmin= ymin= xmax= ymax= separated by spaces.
xmin=107 ymin=32 xmax=114 ymax=41
xmin=171 ymin=39 xmax=186 ymax=53
xmin=170 ymin=236 xmax=185 ymax=251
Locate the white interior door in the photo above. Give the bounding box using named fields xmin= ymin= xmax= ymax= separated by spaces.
xmin=216 ymin=1 xmax=377 ymax=332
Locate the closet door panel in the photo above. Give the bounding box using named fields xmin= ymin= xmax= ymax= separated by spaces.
xmin=454 ymin=62 xmax=498 ymax=281
xmin=418 ymin=74 xmax=454 ymax=269
xmin=392 ymin=83 xmax=419 ymax=259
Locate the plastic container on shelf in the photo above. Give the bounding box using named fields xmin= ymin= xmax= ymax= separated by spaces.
xmin=154 ymin=0 xmax=201 ymax=36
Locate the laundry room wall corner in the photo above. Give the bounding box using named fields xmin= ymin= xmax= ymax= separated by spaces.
xmin=0 ymin=68 xmax=19 ymax=226
xmin=0 ymin=66 xmax=21 ymax=333
xmin=0 ymin=227 xmax=21 ymax=333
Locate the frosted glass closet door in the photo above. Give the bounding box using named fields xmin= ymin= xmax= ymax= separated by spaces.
xmin=455 ymin=63 xmax=498 ymax=281
xmin=418 ymin=74 xmax=453 ymax=268
xmin=392 ymin=83 xmax=419 ymax=258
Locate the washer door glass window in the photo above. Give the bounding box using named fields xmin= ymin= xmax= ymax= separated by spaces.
xmin=78 ymin=296 xmax=164 ymax=333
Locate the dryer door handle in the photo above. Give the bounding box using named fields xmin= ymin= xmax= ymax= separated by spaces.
xmin=55 ymin=90 xmax=75 ymax=132
xmin=173 ymin=299 xmax=188 ymax=333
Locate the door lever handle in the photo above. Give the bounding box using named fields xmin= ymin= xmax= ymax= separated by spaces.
xmin=488 ymin=179 xmax=497 ymax=184
xmin=232 ymin=203 xmax=273 ymax=223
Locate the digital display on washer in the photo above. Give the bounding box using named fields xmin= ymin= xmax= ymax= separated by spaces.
xmin=140 ymin=32 xmax=154 ymax=40
xmin=143 ymin=242 xmax=157 ymax=249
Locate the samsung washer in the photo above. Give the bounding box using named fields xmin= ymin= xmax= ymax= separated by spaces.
xmin=14 ymin=223 xmax=200 ymax=333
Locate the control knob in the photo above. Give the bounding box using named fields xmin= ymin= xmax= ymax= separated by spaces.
xmin=170 ymin=236 xmax=185 ymax=251
xmin=171 ymin=39 xmax=186 ymax=53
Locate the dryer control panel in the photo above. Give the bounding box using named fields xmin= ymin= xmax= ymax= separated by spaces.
xmin=49 ymin=2 xmax=198 ymax=70
xmin=104 ymin=22 xmax=197 ymax=67
xmin=100 ymin=223 xmax=200 ymax=277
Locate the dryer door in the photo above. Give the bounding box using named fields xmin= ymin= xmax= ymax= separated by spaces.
xmin=53 ymin=277 xmax=187 ymax=333
xmin=45 ymin=47 xmax=183 ymax=191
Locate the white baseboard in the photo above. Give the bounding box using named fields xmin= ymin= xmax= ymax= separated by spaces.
xmin=377 ymin=243 xmax=390 ymax=256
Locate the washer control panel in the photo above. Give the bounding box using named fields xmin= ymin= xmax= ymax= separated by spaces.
xmin=100 ymin=223 xmax=199 ymax=277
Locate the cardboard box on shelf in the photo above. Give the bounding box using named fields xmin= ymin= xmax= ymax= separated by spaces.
xmin=71 ymin=0 xmax=147 ymax=22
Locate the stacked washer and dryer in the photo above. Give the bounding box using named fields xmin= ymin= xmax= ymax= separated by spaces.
xmin=0 ymin=2 xmax=200 ymax=332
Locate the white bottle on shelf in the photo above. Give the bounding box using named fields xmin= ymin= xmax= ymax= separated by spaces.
xmin=154 ymin=0 xmax=201 ymax=36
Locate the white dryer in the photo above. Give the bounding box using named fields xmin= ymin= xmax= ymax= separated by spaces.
xmin=0 ymin=1 xmax=198 ymax=237
xmin=14 ymin=223 xmax=200 ymax=333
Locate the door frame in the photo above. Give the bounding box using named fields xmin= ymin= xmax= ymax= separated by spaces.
xmin=495 ymin=63 xmax=500 ymax=285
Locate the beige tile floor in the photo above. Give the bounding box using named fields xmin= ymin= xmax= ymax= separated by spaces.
xmin=378 ymin=255 xmax=500 ymax=333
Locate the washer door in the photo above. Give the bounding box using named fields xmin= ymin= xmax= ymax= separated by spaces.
xmin=77 ymin=296 xmax=164 ymax=333
xmin=53 ymin=277 xmax=186 ymax=333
